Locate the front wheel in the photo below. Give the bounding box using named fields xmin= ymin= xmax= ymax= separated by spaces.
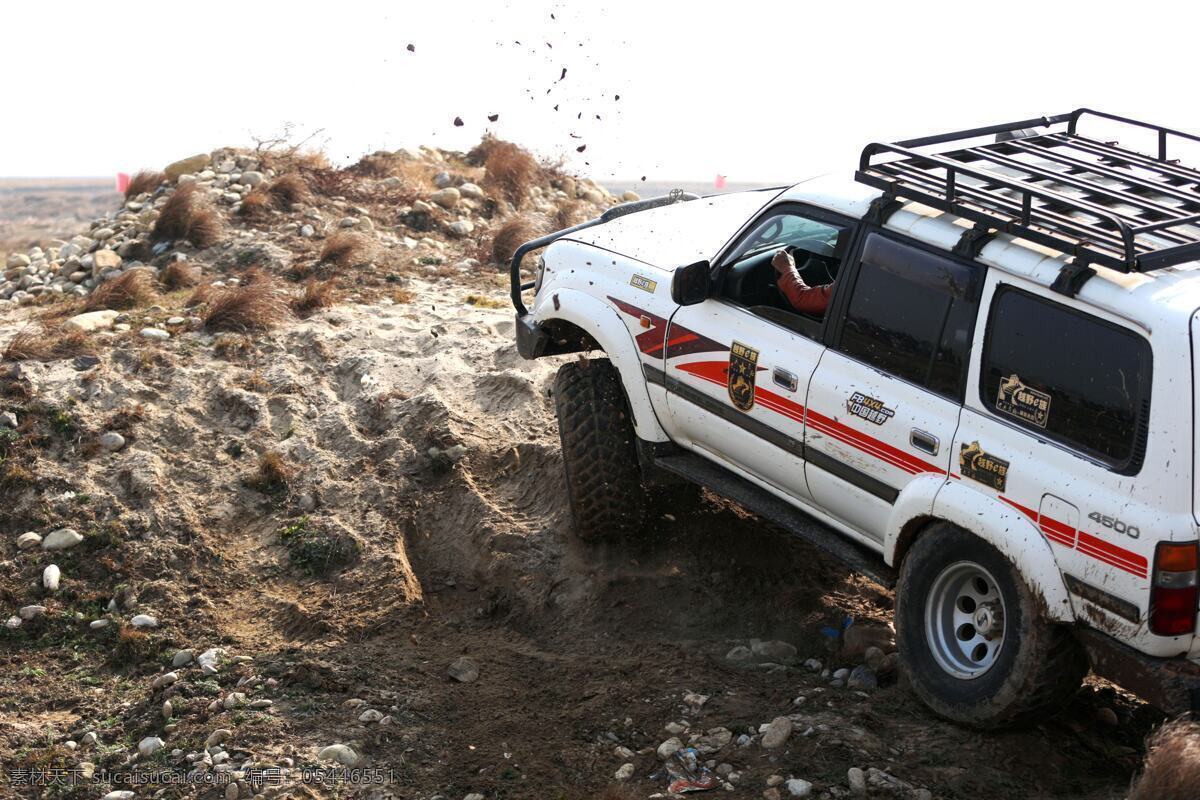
xmin=895 ymin=523 xmax=1087 ymax=728
xmin=553 ymin=359 xmax=648 ymax=541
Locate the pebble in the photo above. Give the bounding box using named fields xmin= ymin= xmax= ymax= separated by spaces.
xmin=42 ymin=528 xmax=83 ymax=550
xmin=847 ymin=665 xmax=877 ymax=690
xmin=761 ymin=717 xmax=793 ymax=750
xmin=152 ymin=671 xmax=179 ymax=689
xmin=17 ymin=532 xmax=42 ymax=549
xmin=615 ymin=762 xmax=634 ymax=781
xmin=847 ymin=767 xmax=866 ymax=794
xmin=614 ymin=745 xmax=635 ymax=759
xmin=431 ymin=187 xmax=461 ymax=208
xmin=4 ymin=616 xmax=21 ymax=629
xmin=832 ymin=668 xmax=851 ymax=681
xmin=751 ymin=639 xmax=797 ymax=662
xmin=18 ymin=605 xmax=45 ymax=620
xmin=102 ymin=792 xmax=135 ymax=800
xmin=163 ymin=700 xmax=173 ymax=719
xmin=98 ymin=431 xmax=126 ymax=452
xmin=81 ymin=732 xmax=98 ymax=746
xmin=447 ymin=656 xmax=479 ymax=683
xmin=459 ymin=182 xmax=484 ymax=199
xmin=725 ymin=645 xmax=753 ymax=663
xmin=785 ymin=779 xmax=813 ymax=797
xmin=131 ymin=614 xmax=158 ymax=628
xmin=464 ymin=795 xmax=485 ymax=800
xmin=318 ymin=743 xmax=359 ymax=767
xmin=359 ymin=709 xmax=384 ymax=723
xmin=42 ymin=564 xmax=60 ymax=591
xmin=657 ymin=736 xmax=683 ymax=759
xmin=448 ymin=220 xmax=474 ymax=236
xmin=0 ymin=411 xmax=15 ymax=427
xmin=223 ymin=692 xmax=246 ymax=709
xmin=299 ymin=224 xmax=315 ymax=238
xmin=172 ymin=649 xmax=194 ymax=667
xmin=141 ymin=327 xmax=170 ymax=340
xmin=864 ymin=646 xmax=887 ymax=672
xmin=138 ymin=736 xmax=164 ymax=757
xmin=206 ymin=729 xmax=232 ymax=748
xmin=89 ymin=619 xmax=109 ymax=629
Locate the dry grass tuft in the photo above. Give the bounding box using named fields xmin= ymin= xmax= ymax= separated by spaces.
xmin=151 ymin=184 xmax=222 ymax=248
xmin=351 ymin=153 xmax=397 ymax=178
xmin=481 ymin=137 xmax=540 ymax=207
xmin=291 ymin=279 xmax=338 ymax=318
xmin=238 ymin=189 xmax=272 ymax=219
xmin=125 ymin=170 xmax=165 ymax=199
xmin=389 ymin=287 xmax=415 ymax=304
xmin=1129 ymin=720 xmax=1200 ymax=800
xmin=3 ymin=325 xmax=91 ymax=363
xmin=486 ymin=216 xmax=545 ymax=265
xmin=247 ymin=451 xmax=292 ymax=494
xmin=84 ymin=268 xmax=157 ymax=311
xmin=267 ymin=173 xmax=310 ymax=208
xmin=202 ymin=280 xmax=292 ymax=333
xmin=184 ymin=282 xmax=221 ymax=308
xmin=319 ymin=232 xmax=374 ymax=270
xmin=160 ymin=261 xmax=202 ymax=290
xmin=464 ymin=294 xmax=507 ymax=309
xmin=110 ymin=624 xmax=156 ymax=666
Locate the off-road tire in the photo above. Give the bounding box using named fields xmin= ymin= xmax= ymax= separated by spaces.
xmin=896 ymin=522 xmax=1088 ymax=729
xmin=554 ymin=359 xmax=648 ymax=541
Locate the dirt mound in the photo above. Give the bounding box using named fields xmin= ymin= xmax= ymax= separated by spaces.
xmin=0 ymin=140 xmax=1168 ymax=800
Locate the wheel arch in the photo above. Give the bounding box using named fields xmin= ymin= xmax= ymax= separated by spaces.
xmin=891 ymin=481 xmax=1077 ymax=623
xmin=533 ymin=288 xmax=669 ymax=442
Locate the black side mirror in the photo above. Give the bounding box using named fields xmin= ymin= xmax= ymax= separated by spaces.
xmin=671 ymin=260 xmax=711 ymax=306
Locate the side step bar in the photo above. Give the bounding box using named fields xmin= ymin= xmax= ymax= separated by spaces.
xmin=651 ymin=451 xmax=897 ymax=588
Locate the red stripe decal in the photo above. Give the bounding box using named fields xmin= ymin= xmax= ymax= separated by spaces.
xmin=1001 ymin=496 xmax=1147 ymax=578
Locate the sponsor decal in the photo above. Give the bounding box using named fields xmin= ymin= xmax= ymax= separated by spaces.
xmin=727 ymin=342 xmax=759 ymax=412
xmin=630 ymin=274 xmax=658 ymax=293
xmin=995 ymin=374 xmax=1050 ymax=428
xmin=959 ymin=441 xmax=1009 ymax=492
xmin=846 ymin=392 xmax=894 ymax=426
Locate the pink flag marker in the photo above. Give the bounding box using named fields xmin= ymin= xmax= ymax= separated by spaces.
xmin=116 ymin=172 xmax=131 ymax=194
xmin=714 ymin=174 xmax=727 ymax=190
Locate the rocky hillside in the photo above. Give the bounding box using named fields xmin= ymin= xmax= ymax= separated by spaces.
xmin=0 ymin=140 xmax=1185 ymax=800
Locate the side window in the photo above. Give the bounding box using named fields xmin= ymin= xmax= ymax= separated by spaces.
xmin=981 ymin=288 xmax=1151 ymax=471
xmin=837 ymin=234 xmax=981 ymax=400
xmin=718 ymin=206 xmax=850 ymax=337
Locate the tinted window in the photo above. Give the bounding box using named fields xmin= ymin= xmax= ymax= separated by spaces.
xmin=982 ymin=288 xmax=1150 ymax=469
xmin=838 ymin=235 xmax=980 ymax=400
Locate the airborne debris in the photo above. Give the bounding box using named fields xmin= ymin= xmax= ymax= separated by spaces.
xmin=453 ymin=116 xmax=464 ymax=127
xmin=406 ymin=43 xmax=415 ymax=52
xmin=487 ymin=113 xmax=499 ymax=122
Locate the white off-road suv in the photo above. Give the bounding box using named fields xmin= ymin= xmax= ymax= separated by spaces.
xmin=511 ymin=109 xmax=1200 ymax=727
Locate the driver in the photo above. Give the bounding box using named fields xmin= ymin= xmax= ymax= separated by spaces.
xmin=772 ymin=248 xmax=834 ymax=315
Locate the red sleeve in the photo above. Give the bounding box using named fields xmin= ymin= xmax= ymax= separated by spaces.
xmin=778 ymin=271 xmax=833 ymax=314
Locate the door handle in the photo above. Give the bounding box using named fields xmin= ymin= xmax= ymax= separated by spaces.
xmin=772 ymin=367 xmax=798 ymax=392
xmin=910 ymin=429 xmax=939 ymax=456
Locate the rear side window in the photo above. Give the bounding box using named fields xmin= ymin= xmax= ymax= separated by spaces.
xmin=981 ymin=288 xmax=1151 ymax=471
xmin=837 ymin=234 xmax=981 ymax=400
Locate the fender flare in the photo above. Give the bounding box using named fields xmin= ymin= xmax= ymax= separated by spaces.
xmin=892 ymin=480 xmax=1077 ymax=623
xmin=882 ymin=474 xmax=946 ymax=565
xmin=532 ymin=288 xmax=669 ymax=442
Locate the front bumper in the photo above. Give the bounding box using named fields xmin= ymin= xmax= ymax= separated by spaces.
xmin=1078 ymin=628 xmax=1200 ymax=715
xmin=515 ymin=314 xmax=548 ymax=360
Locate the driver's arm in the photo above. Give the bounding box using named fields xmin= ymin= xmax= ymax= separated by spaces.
xmin=772 ymin=249 xmax=833 ymax=315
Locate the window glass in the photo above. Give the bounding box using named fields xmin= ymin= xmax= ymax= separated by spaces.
xmin=838 ymin=235 xmax=979 ymax=399
xmin=982 ymin=289 xmax=1150 ymax=468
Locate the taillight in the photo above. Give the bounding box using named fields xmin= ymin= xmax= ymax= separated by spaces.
xmin=1149 ymin=542 xmax=1199 ymax=636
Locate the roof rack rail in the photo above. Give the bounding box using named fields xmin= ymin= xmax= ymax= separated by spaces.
xmin=855 ymin=109 xmax=1200 ymax=273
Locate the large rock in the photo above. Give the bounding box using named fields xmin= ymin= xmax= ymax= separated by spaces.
xmin=318 ymin=744 xmax=359 ymax=767
xmin=64 ymin=310 xmax=118 ymax=333
xmin=165 ymin=154 xmax=210 ymax=180
xmin=761 ymin=717 xmax=793 ymax=750
xmin=430 ymin=187 xmax=460 ymax=209
xmin=42 ymin=528 xmax=83 ymax=550
xmin=447 ymin=656 xmax=479 ymax=683
xmin=91 ymin=249 xmax=122 ymax=277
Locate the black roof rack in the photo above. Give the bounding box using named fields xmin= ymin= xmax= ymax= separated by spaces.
xmin=855 ymin=109 xmax=1200 ymax=273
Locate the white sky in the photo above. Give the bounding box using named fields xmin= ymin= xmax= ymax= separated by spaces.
xmin=5 ymin=0 xmax=1200 ymax=184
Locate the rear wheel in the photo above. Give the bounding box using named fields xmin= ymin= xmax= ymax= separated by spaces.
xmin=895 ymin=523 xmax=1087 ymax=728
xmin=553 ymin=359 xmax=648 ymax=541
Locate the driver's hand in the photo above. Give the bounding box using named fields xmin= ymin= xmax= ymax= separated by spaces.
xmin=772 ymin=248 xmax=796 ymax=275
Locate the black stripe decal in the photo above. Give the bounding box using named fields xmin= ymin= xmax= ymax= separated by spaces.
xmin=643 ymin=362 xmax=896 ymax=504
xmin=803 ymin=447 xmax=899 ymax=504
xmin=1064 ymin=573 xmax=1141 ymax=623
